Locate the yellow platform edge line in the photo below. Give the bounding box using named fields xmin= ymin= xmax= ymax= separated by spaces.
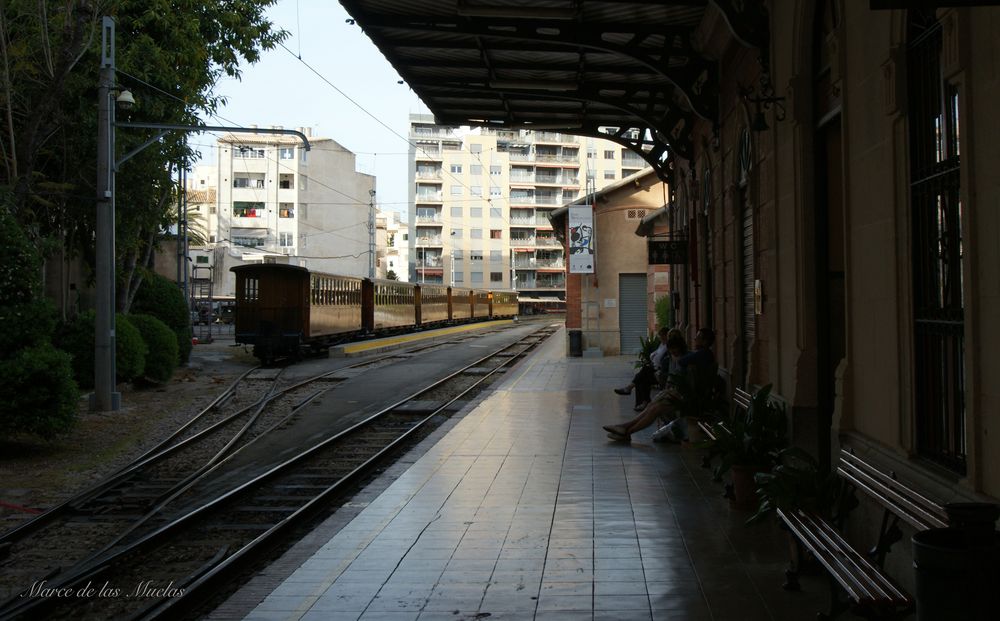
xmin=339 ymin=320 xmax=514 ymax=354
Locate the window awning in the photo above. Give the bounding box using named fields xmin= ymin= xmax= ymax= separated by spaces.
xmin=339 ymin=1 xmax=771 ymax=181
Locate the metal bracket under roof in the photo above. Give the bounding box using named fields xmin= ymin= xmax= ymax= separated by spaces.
xmin=355 ymin=13 xmax=718 ymax=123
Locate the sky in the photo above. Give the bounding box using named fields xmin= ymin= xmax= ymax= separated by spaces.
xmin=194 ymin=0 xmax=430 ymax=215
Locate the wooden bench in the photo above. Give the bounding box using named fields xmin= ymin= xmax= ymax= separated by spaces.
xmin=778 ymin=448 xmax=947 ymax=620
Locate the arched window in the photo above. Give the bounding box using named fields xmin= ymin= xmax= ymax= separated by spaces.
xmin=908 ymin=9 xmax=965 ymax=473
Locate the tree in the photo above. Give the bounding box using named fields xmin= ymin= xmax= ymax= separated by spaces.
xmin=386 ymin=269 xmax=399 ymax=281
xmin=0 ymin=0 xmax=286 ymax=312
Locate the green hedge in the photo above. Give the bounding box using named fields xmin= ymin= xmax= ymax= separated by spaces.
xmin=57 ymin=311 xmax=148 ymax=387
xmin=0 ymin=344 xmax=78 ymax=440
xmin=0 ymin=299 xmax=57 ymax=353
xmin=0 ymin=203 xmax=41 ymax=305
xmin=0 ymin=200 xmax=79 ymax=440
xmin=129 ymin=314 xmax=178 ymax=383
xmin=132 ymin=272 xmax=191 ymax=363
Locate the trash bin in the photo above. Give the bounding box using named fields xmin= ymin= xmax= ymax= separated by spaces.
xmin=912 ymin=503 xmax=1000 ymax=621
xmin=568 ymin=329 xmax=582 ymax=357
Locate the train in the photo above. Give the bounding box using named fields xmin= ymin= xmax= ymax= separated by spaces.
xmin=232 ymin=263 xmax=519 ymax=362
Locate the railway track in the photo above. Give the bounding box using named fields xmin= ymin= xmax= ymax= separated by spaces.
xmin=0 ymin=324 xmax=512 ymax=607
xmin=0 ymin=322 xmax=556 ymax=619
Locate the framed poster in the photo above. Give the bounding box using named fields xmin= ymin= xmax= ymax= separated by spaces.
xmin=568 ymin=205 xmax=594 ymax=274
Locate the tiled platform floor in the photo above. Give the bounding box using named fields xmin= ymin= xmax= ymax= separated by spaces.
xmin=221 ymin=328 xmax=834 ymax=620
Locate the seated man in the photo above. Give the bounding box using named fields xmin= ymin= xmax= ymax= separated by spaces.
xmin=614 ymin=326 xmax=673 ymax=410
xmin=604 ymin=327 xmax=718 ymax=443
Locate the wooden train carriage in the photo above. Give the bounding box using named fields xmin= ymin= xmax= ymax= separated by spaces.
xmin=232 ymin=263 xmax=309 ymax=358
xmin=489 ymin=290 xmax=519 ymax=318
xmin=472 ymin=290 xmax=491 ymax=319
xmin=450 ymin=288 xmax=473 ymax=320
xmin=309 ymin=272 xmax=364 ymax=337
xmin=366 ymin=279 xmax=417 ymax=330
xmin=416 ymin=283 xmax=450 ymax=325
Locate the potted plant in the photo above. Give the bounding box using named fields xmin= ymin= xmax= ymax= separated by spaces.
xmin=635 ymin=333 xmax=661 ymax=370
xmin=701 ymin=384 xmax=789 ymax=509
xmin=747 ymin=447 xmax=857 ymax=526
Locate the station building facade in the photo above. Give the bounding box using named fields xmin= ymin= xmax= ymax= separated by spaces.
xmin=633 ymin=2 xmax=1000 ymax=586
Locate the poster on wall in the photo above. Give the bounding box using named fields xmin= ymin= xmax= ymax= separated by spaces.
xmin=568 ymin=205 xmax=594 ymax=274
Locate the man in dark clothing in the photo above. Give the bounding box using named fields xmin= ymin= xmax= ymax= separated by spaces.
xmin=603 ymin=328 xmax=718 ymax=442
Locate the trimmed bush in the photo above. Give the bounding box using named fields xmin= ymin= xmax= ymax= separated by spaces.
xmin=0 ymin=344 xmax=78 ymax=440
xmin=115 ymin=314 xmax=146 ymax=383
xmin=0 ymin=299 xmax=57 ymax=352
xmin=56 ymin=311 xmax=148 ymax=387
xmin=132 ymin=271 xmax=191 ymax=363
xmin=129 ymin=314 xmax=178 ymax=383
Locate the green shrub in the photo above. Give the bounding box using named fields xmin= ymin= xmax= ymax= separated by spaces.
xmin=56 ymin=311 xmax=148 ymax=387
xmin=0 ymin=343 xmax=78 ymax=440
xmin=115 ymin=314 xmax=146 ymax=383
xmin=655 ymin=295 xmax=673 ymax=331
xmin=129 ymin=314 xmax=178 ymax=383
xmin=0 ymin=299 xmax=57 ymax=353
xmin=131 ymin=271 xmax=191 ymax=363
xmin=0 ymin=204 xmax=41 ymax=306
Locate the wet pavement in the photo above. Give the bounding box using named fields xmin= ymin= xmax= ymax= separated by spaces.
xmin=209 ymin=327 xmax=836 ymax=620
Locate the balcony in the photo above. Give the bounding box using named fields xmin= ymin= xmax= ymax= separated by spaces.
xmin=416 ymin=237 xmax=443 ymax=247
xmin=508 ymin=151 xmax=579 ymax=164
xmin=510 ymin=236 xmax=536 ymax=247
xmin=414 ymin=146 xmax=442 ymax=159
xmin=622 ymin=155 xmax=647 ymax=168
xmin=416 ymin=215 xmax=443 ymax=225
xmin=532 ymin=131 xmax=580 ymax=144
xmin=509 ymin=217 xmax=536 ymax=226
xmin=411 ymin=127 xmax=459 ymax=139
xmin=536 ymin=236 xmax=561 ymax=248
xmin=510 ymin=173 xmax=580 ymax=186
xmin=415 ymin=192 xmax=444 ymax=203
xmin=534 ymin=195 xmax=561 ymax=205
xmin=417 ymin=255 xmax=444 ymax=268
xmin=535 ymin=258 xmax=565 ymax=269
xmin=415 ymin=169 xmax=443 ymax=180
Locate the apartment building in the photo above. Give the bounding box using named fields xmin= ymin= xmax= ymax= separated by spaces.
xmin=187 ymin=128 xmax=375 ymax=296
xmin=375 ymin=209 xmax=407 ymax=281
xmin=407 ymin=114 xmax=648 ymax=301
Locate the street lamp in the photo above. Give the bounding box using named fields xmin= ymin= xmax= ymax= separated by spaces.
xmin=92 ymin=16 xmax=310 ymax=411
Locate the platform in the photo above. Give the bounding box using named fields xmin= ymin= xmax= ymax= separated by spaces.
xmin=211 ymin=327 xmax=834 ymax=621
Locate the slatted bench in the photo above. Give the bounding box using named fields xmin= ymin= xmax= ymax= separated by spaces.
xmin=778 ymin=448 xmax=947 ymax=620
xmin=696 ymin=386 xmax=749 ymax=469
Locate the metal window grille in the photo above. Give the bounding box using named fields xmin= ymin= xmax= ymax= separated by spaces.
xmin=908 ymin=12 xmax=965 ymax=473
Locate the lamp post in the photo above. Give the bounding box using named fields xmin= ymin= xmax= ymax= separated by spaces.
xmin=91 ymin=17 xmax=311 ymax=411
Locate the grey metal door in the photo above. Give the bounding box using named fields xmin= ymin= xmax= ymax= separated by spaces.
xmin=619 ymin=274 xmax=648 ymax=354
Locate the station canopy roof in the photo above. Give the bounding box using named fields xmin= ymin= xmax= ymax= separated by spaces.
xmin=339 ymin=1 xmax=769 ymax=181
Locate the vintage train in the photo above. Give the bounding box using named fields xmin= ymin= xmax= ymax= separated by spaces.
xmin=232 ymin=263 xmax=519 ymax=362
